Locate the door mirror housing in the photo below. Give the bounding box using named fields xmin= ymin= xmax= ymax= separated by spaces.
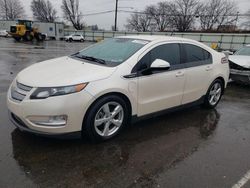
xmin=150 ymin=59 xmax=170 ymax=70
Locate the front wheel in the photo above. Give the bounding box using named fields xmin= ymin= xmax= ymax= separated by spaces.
xmin=83 ymin=95 xmax=129 ymax=142
xmin=203 ymin=79 xmax=223 ymax=109
xmin=23 ymin=32 xmax=33 ymax=41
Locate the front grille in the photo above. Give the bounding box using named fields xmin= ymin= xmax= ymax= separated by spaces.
xmin=229 ymin=60 xmax=250 ymax=71
xmin=16 ymin=82 xmax=32 ymax=91
xmin=11 ymin=81 xmax=33 ymax=102
xmin=11 ymin=89 xmax=25 ymax=101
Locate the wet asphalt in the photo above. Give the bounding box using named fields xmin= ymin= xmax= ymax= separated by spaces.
xmin=0 ymin=37 xmax=250 ymax=188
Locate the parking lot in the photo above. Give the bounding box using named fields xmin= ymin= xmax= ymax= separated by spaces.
xmin=0 ymin=37 xmax=250 ymax=188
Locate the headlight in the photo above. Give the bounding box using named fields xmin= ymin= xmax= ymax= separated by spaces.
xmin=30 ymin=83 xmax=88 ymax=99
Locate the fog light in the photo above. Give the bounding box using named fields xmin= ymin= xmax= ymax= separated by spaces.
xmin=27 ymin=115 xmax=67 ymax=126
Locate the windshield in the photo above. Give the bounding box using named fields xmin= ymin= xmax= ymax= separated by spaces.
xmin=235 ymin=46 xmax=250 ymax=56
xmin=73 ymin=38 xmax=149 ymax=66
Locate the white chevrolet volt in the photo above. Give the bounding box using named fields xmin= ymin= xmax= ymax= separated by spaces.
xmin=7 ymin=36 xmax=229 ymax=141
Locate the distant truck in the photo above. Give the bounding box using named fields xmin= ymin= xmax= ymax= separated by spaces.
xmin=9 ymin=20 xmax=46 ymax=42
xmin=0 ymin=20 xmax=64 ymax=40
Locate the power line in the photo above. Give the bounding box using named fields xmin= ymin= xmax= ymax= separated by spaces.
xmin=80 ymin=9 xmax=250 ymax=17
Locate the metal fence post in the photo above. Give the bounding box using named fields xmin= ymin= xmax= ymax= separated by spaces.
xmin=230 ymin=35 xmax=234 ymax=50
xmin=243 ymin=35 xmax=247 ymax=46
xmin=199 ymin=33 xmax=203 ymax=42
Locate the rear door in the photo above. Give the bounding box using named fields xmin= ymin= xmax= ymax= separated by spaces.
xmin=181 ymin=43 xmax=213 ymax=104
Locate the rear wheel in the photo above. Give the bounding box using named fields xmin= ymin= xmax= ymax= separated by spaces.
xmin=203 ymin=79 xmax=223 ymax=109
xmin=35 ymin=33 xmax=43 ymax=41
xmin=83 ymin=95 xmax=129 ymax=142
xmin=69 ymin=38 xmax=73 ymax=42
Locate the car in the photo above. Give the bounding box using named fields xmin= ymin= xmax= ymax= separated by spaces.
xmin=65 ymin=34 xmax=84 ymax=42
xmin=229 ymin=45 xmax=250 ymax=84
xmin=0 ymin=30 xmax=9 ymax=37
xmin=7 ymin=36 xmax=229 ymax=141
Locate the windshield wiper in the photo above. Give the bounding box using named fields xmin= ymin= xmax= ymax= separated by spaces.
xmin=74 ymin=54 xmax=106 ymax=65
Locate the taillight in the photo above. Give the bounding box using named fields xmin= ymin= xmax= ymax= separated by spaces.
xmin=221 ymin=57 xmax=229 ymax=64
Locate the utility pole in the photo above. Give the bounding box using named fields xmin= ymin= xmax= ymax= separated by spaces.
xmin=114 ymin=0 xmax=118 ymax=31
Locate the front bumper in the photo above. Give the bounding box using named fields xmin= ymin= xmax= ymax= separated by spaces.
xmin=7 ymin=83 xmax=94 ymax=136
xmin=230 ymin=69 xmax=250 ymax=84
xmin=9 ymin=111 xmax=82 ymax=138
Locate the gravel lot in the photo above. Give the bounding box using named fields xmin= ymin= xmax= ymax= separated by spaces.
xmin=0 ymin=37 xmax=250 ymax=188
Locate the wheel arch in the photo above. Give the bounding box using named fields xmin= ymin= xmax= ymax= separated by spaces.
xmin=82 ymin=92 xmax=132 ymax=131
xmin=214 ymin=76 xmax=226 ymax=94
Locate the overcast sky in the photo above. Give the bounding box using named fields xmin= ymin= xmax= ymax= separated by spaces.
xmin=22 ymin=0 xmax=250 ymax=30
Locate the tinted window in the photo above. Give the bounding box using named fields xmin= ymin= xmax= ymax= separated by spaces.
xmin=134 ymin=43 xmax=181 ymax=72
xmin=151 ymin=44 xmax=180 ymax=65
xmin=183 ymin=44 xmax=212 ymax=65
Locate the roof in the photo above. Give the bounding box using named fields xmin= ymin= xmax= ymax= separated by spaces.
xmin=118 ymin=35 xmax=190 ymax=42
xmin=118 ymin=35 xmax=214 ymax=52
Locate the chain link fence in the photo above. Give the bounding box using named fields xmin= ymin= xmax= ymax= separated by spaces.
xmin=64 ymin=30 xmax=250 ymax=51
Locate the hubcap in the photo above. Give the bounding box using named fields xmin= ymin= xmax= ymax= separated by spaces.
xmin=94 ymin=102 xmax=124 ymax=137
xmin=209 ymin=82 xmax=222 ymax=106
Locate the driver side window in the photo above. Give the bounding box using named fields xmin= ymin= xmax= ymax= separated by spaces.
xmin=132 ymin=43 xmax=181 ymax=73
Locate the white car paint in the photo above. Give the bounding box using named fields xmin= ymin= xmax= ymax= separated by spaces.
xmin=65 ymin=34 xmax=84 ymax=42
xmin=229 ymin=55 xmax=250 ymax=69
xmin=0 ymin=30 xmax=9 ymax=37
xmin=7 ymin=35 xmax=229 ymax=139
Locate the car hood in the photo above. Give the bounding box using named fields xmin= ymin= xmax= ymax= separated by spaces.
xmin=16 ymin=56 xmax=117 ymax=87
xmin=229 ymin=55 xmax=250 ymax=69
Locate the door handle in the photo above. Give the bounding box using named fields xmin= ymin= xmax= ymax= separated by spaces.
xmin=176 ymin=71 xmax=184 ymax=77
xmin=206 ymin=66 xmax=213 ymax=71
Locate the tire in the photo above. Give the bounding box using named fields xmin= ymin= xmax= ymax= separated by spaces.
xmin=69 ymin=38 xmax=73 ymax=42
xmin=83 ymin=95 xmax=130 ymax=142
xmin=203 ymin=79 xmax=223 ymax=109
xmin=80 ymin=39 xmax=84 ymax=42
xmin=23 ymin=32 xmax=33 ymax=41
xmin=35 ymin=33 xmax=43 ymax=41
xmin=14 ymin=37 xmax=21 ymax=42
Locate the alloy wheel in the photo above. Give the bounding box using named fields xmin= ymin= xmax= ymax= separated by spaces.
xmin=208 ymin=82 xmax=222 ymax=106
xmin=94 ymin=102 xmax=124 ymax=137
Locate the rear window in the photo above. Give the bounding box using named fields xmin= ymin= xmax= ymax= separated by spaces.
xmin=183 ymin=44 xmax=212 ymax=65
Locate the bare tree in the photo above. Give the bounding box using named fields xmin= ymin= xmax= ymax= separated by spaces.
xmin=215 ymin=0 xmax=239 ymax=31
xmin=61 ymin=0 xmax=84 ymax=30
xmin=199 ymin=0 xmax=238 ymax=31
xmin=0 ymin=0 xmax=25 ymax=20
xmin=242 ymin=10 xmax=250 ymax=30
xmin=170 ymin=0 xmax=201 ymax=32
xmin=125 ymin=12 xmax=152 ymax=32
xmin=31 ymin=0 xmax=57 ymax=22
xmin=146 ymin=2 xmax=172 ymax=32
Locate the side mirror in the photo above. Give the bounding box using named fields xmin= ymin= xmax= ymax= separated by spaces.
xmin=150 ymin=59 xmax=170 ymax=69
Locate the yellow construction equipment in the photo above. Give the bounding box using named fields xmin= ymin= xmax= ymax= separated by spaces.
xmin=9 ymin=20 xmax=45 ymax=42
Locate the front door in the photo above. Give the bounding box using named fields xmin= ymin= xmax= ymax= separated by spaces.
xmin=134 ymin=43 xmax=186 ymax=116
